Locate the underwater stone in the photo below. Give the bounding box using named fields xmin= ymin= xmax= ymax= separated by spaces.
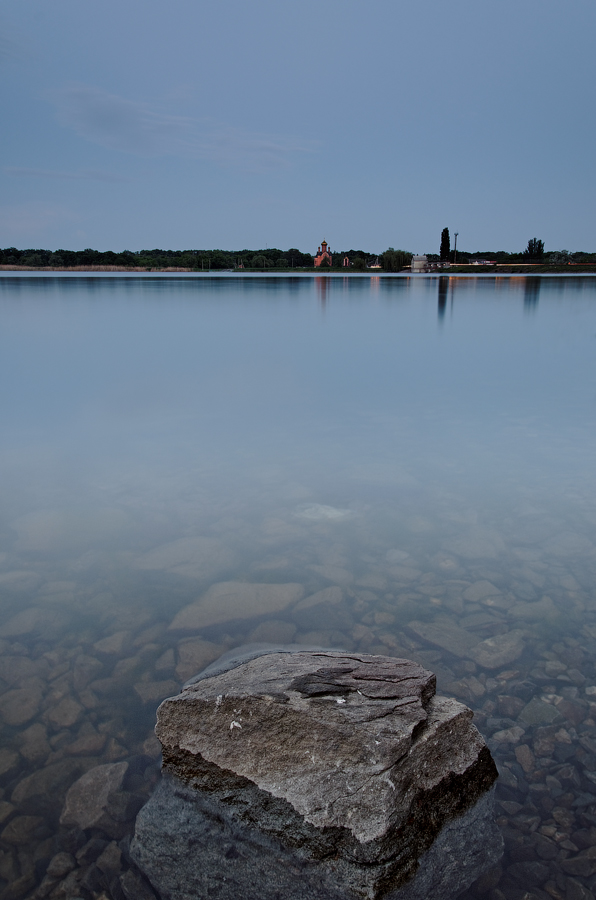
xmin=60 ymin=762 xmax=129 ymax=837
xmin=131 ymin=651 xmax=502 ymax=900
xmin=168 ymin=581 xmax=304 ymax=632
xmin=469 ymin=630 xmax=526 ymax=669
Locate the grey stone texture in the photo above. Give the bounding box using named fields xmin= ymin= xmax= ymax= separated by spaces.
xmin=60 ymin=762 xmax=130 ymax=838
xmin=132 ymin=651 xmax=502 ymax=900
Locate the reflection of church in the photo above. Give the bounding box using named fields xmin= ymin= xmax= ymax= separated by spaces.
xmin=314 ymin=240 xmax=332 ymax=267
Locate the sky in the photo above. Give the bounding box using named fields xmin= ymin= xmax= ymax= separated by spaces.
xmin=1 ymin=0 xmax=595 ymax=255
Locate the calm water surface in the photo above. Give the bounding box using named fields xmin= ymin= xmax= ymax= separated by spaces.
xmin=1 ymin=274 xmax=596 ymax=900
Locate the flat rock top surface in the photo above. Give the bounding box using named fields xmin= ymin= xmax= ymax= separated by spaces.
xmin=157 ymin=652 xmax=486 ymax=843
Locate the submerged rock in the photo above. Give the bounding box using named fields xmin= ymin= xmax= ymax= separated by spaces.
xmin=0 ymin=748 xmax=19 ymax=778
xmin=407 ymin=619 xmax=479 ymax=658
xmin=0 ymin=572 xmax=43 ymax=596
xmin=169 ymin=581 xmax=304 ymax=631
xmin=175 ymin=638 xmax=223 ymax=682
xmin=509 ymin=595 xmax=559 ymax=621
xmin=134 ymin=680 xmax=181 ymax=705
xmin=469 ymin=630 xmax=526 ymax=669
xmin=0 ymin=654 xmax=41 ymax=685
xmin=13 ymin=759 xmax=90 ymax=816
xmin=0 ymin=686 xmax=44 ymax=726
xmin=462 ymin=580 xmax=502 ymax=604
xmin=293 ymin=585 xmax=343 ymax=612
xmin=294 ymin=504 xmax=353 ymax=521
xmin=60 ymin=762 xmax=129 ymax=837
xmin=132 ymin=651 xmax=502 ymax=900
xmin=134 ymin=536 xmax=235 ymax=580
xmin=518 ymin=697 xmax=564 ymax=726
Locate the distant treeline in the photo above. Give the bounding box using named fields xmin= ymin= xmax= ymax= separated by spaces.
xmin=2 ymin=246 xmax=595 ymax=271
xmin=0 ymin=246 xmax=394 ymax=270
xmin=427 ymin=250 xmax=596 ymax=264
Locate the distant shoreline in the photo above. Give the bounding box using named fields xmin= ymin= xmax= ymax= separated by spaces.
xmin=1 ymin=265 xmax=596 ymax=277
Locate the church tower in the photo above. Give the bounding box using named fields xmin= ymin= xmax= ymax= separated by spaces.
xmin=314 ymin=240 xmax=332 ymax=268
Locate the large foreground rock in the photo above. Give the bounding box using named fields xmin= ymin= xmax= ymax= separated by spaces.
xmin=131 ymin=651 xmax=502 ymax=900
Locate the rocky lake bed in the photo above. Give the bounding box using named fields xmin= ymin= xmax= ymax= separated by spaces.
xmin=2 ymin=274 xmax=596 ymax=899
xmin=1 ymin=507 xmax=596 ymax=900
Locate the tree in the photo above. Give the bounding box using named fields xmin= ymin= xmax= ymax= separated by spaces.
xmin=381 ymin=248 xmax=413 ymax=272
xmin=548 ymin=250 xmax=570 ymax=266
xmin=20 ymin=253 xmax=45 ymax=267
xmin=524 ymin=238 xmax=544 ymax=260
xmin=250 ymin=255 xmax=273 ymax=269
xmin=208 ymin=251 xmax=232 ymax=269
xmin=180 ymin=254 xmax=198 ymax=268
xmin=440 ymin=228 xmax=450 ymax=261
xmin=286 ymin=248 xmax=312 ymax=267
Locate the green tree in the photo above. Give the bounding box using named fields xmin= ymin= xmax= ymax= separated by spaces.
xmin=21 ymin=253 xmax=45 ymax=267
xmin=250 ymin=255 xmax=273 ymax=269
xmin=440 ymin=228 xmax=450 ymax=261
xmin=286 ymin=248 xmax=311 ymax=267
xmin=548 ymin=250 xmax=570 ymax=266
xmin=381 ymin=248 xmax=413 ymax=272
xmin=524 ymin=238 xmax=544 ymax=260
xmin=58 ymin=249 xmax=78 ymax=266
xmin=78 ymin=247 xmax=102 ymax=265
xmin=209 ymin=251 xmax=232 ymax=269
xmin=352 ymin=256 xmax=365 ymax=271
xmin=115 ymin=250 xmax=136 ymax=267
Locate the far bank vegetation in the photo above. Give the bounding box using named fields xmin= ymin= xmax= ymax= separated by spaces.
xmin=1 ymin=242 xmax=595 ymax=273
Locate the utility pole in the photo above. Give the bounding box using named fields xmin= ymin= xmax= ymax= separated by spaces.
xmin=453 ymin=233 xmax=459 ymax=265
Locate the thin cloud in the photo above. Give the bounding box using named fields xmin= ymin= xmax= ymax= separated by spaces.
xmin=51 ymin=84 xmax=316 ymax=171
xmin=5 ymin=167 xmax=130 ymax=183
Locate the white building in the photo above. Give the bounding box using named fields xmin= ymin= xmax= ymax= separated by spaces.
xmin=410 ymin=255 xmax=428 ymax=273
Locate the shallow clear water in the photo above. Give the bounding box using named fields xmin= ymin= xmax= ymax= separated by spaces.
xmin=1 ymin=273 xmax=596 ymax=900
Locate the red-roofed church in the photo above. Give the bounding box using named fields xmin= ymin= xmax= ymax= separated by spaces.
xmin=314 ymin=240 xmax=332 ymax=267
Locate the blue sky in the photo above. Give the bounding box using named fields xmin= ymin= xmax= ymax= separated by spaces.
xmin=1 ymin=0 xmax=594 ymax=254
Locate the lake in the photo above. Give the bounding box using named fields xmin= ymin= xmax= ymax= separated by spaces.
xmin=1 ymin=272 xmax=596 ymax=900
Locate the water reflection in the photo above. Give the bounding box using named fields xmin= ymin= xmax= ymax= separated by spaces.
xmin=524 ymin=276 xmax=541 ymax=311
xmin=1 ymin=274 xmax=596 ymax=899
xmin=315 ymin=275 xmax=329 ymax=309
xmin=438 ymin=275 xmax=449 ymax=320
